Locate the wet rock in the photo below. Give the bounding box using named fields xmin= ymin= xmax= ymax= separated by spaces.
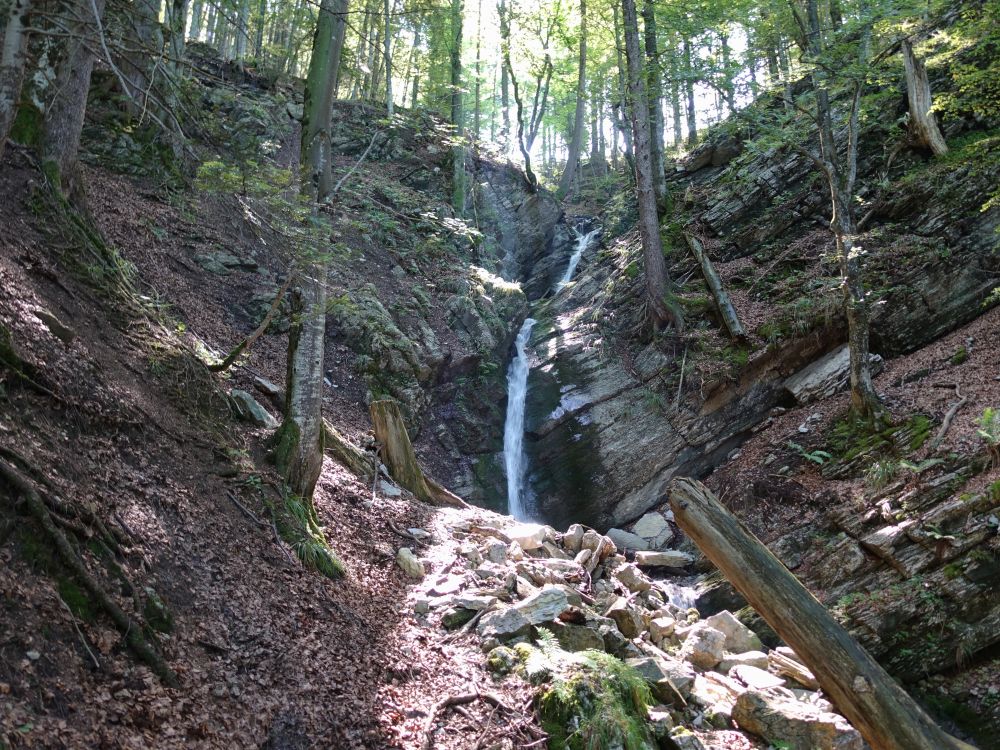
xmin=705 ymin=610 xmax=763 ymax=654
xmin=680 ymin=622 xmax=726 ymax=669
xmin=396 ymin=547 xmax=424 ymax=579
xmin=732 ymin=689 xmax=863 ymax=750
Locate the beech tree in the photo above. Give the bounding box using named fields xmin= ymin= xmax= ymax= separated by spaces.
xmin=621 ymin=0 xmax=681 ymax=331
xmin=557 ymin=0 xmax=587 ymax=195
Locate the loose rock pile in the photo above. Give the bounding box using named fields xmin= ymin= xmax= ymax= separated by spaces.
xmin=400 ymin=512 xmax=865 ymax=750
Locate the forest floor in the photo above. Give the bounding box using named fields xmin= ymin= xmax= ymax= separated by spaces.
xmin=0 ymin=147 xmax=539 ymax=748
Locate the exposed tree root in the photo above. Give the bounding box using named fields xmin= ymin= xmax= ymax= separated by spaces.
xmin=0 ymin=458 xmax=179 ymax=687
xmin=421 ymin=690 xmax=514 ymax=750
xmin=930 ymin=384 xmax=968 ymax=452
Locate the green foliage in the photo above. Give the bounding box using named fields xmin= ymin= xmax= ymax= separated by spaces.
xmin=865 ymin=458 xmax=898 ymax=489
xmin=950 ymin=346 xmax=969 ymax=365
xmin=786 ymin=441 xmax=832 ymax=465
xmin=538 ymin=648 xmax=656 ymax=750
xmin=278 ymin=494 xmax=345 ymax=579
xmin=976 ymin=407 xmax=1000 ymax=447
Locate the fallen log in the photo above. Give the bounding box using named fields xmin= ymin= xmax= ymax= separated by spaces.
xmin=370 ymin=399 xmax=465 ymax=507
xmin=684 ymin=234 xmax=746 ymax=340
xmin=669 ymin=477 xmax=976 ymax=750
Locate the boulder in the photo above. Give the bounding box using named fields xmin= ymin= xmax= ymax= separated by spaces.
xmin=605 ymin=597 xmax=644 ymax=639
xmin=230 ymin=389 xmax=279 ymax=428
xmin=632 ymin=512 xmax=674 ymax=549
xmin=679 ymin=622 xmax=726 ymax=670
xmin=546 ymin=621 xmax=605 ymax=652
xmin=626 ymin=656 xmax=693 ymax=705
xmin=634 ymin=550 xmax=694 ymax=568
xmin=451 ymin=594 xmax=496 ymax=611
xmin=733 ymin=689 xmax=864 ymax=750
xmin=606 ymin=527 xmax=651 ymax=551
xmin=783 ymin=344 xmax=884 ymax=405
xmin=730 ymin=664 xmax=786 ymax=691
xmin=513 ymin=586 xmax=569 ymax=625
xmin=506 ymin=523 xmax=548 ymax=551
xmin=562 ymin=523 xmax=586 ymax=552
xmin=705 ymin=610 xmax=763 ymax=654
xmin=396 ymin=547 xmax=424 ymax=579
xmin=613 ymin=562 xmax=652 ymax=593
xmin=477 ymin=608 xmax=531 ymax=641
xmin=649 ymin=617 xmax=676 ymax=643
xmin=717 ymin=650 xmax=770 ymax=673
xmin=689 ymin=672 xmax=745 ymax=726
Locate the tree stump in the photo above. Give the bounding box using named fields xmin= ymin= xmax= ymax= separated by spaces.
xmin=370 ymin=400 xmax=464 ymax=507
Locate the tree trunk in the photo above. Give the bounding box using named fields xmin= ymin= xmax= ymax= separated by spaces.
xmin=370 ymin=400 xmax=464 ymax=506
xmin=558 ymin=0 xmax=587 ymax=195
xmin=472 ymin=0 xmax=481 ymax=140
xmin=235 ymin=0 xmax=249 ymax=69
xmin=668 ymin=478 xmax=976 ymax=750
xmin=683 ymin=37 xmax=697 ymax=145
xmin=40 ymin=0 xmax=106 ymax=198
xmin=504 ymin=35 xmax=537 ymax=190
xmin=641 ymin=0 xmax=667 ymax=209
xmin=901 ymin=40 xmax=947 ymax=156
xmin=383 ymin=0 xmax=392 ymax=113
xmin=622 ymin=0 xmax=680 ymax=332
xmin=450 ymin=0 xmax=464 ymax=213
xmin=685 ymin=234 xmax=745 ymax=339
xmin=805 ymin=0 xmax=881 ymax=422
xmin=612 ymin=3 xmax=634 ymax=173
xmin=498 ymin=0 xmax=510 ymax=151
xmin=589 ymin=86 xmax=606 ymax=177
xmin=0 ymin=0 xmax=32 ymax=161
xmin=189 ymin=0 xmax=204 ymax=41
xmin=275 ymin=0 xmax=342 ymax=501
xmin=720 ymin=30 xmax=735 ymax=113
xmin=668 ymin=39 xmax=682 ymax=148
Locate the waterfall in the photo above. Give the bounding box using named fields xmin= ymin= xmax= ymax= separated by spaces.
xmin=504 ymin=318 xmax=536 ymax=519
xmin=556 ymin=228 xmax=601 ymax=289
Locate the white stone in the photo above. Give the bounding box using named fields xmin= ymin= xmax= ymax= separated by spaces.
xmin=783 ymin=344 xmax=884 ymax=405
xmin=396 ymin=547 xmax=424 ymax=579
xmin=718 ymin=650 xmax=770 ymax=672
xmin=635 ymin=550 xmax=694 ymax=568
xmin=506 ymin=523 xmax=548 ymax=551
xmin=562 ymin=523 xmax=586 ymax=552
xmin=730 ymin=664 xmax=786 ymax=690
xmin=705 ymin=610 xmax=763 ymax=654
xmin=680 ymin=622 xmax=726 ymax=669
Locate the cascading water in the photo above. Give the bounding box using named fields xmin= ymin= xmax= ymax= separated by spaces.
xmin=504 ymin=318 xmax=536 ymax=519
xmin=556 ymin=228 xmax=601 ymax=290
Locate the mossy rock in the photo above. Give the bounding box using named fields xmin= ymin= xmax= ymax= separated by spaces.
xmin=536 ymin=647 xmax=657 ymax=750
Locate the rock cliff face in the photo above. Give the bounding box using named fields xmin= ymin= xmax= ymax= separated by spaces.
xmin=514 ymin=106 xmax=999 ymax=531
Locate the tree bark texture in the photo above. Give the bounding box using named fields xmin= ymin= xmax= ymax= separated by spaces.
xmin=40 ymin=0 xmax=106 ymax=197
xmin=901 ymin=40 xmax=947 ymax=156
xmin=641 ymin=0 xmax=666 ymax=209
xmin=558 ymin=0 xmax=587 ymax=195
xmin=685 ymin=234 xmax=745 ymax=339
xmin=622 ymin=0 xmax=680 ymax=331
xmin=370 ymin=400 xmax=464 ymax=506
xmin=0 ymin=0 xmax=32 ymax=160
xmin=668 ymin=478 xmax=976 ymax=750
xmin=450 ymin=0 xmax=464 ymax=213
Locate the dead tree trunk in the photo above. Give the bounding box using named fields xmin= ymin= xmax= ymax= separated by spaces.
xmin=684 ymin=234 xmax=745 ymax=340
xmin=669 ymin=478 xmax=977 ymax=750
xmin=370 ymin=400 xmax=464 ymax=507
xmin=901 ymin=40 xmax=947 ymax=156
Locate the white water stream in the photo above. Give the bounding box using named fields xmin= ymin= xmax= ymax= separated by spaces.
xmin=504 ymin=318 xmax=537 ymax=519
xmin=556 ymin=228 xmax=601 ymax=290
